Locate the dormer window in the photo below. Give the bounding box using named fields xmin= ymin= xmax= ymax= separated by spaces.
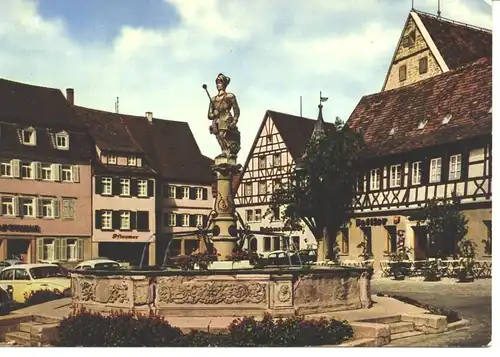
xmin=442 ymin=114 xmax=452 ymax=125
xmin=55 ymin=131 xmax=69 ymax=150
xmin=127 ymin=156 xmax=137 ymax=166
xmin=108 ymin=154 xmax=117 ymax=165
xmin=389 ymin=126 xmax=397 ymax=135
xmin=21 ymin=127 xmax=36 ymax=146
xmin=417 ymin=120 xmax=428 ymax=130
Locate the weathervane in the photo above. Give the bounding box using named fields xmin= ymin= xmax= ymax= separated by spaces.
xmin=319 ymin=91 xmax=328 ymax=108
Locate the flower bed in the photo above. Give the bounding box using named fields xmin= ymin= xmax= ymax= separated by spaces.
xmin=57 ymin=308 xmax=354 ymax=347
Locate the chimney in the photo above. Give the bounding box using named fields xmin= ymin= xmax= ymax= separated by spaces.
xmin=66 ymin=88 xmax=74 ymax=106
xmin=145 ymin=111 xmax=153 ymax=124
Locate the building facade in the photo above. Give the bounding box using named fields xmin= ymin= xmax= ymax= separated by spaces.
xmin=0 ymin=80 xmax=93 ymax=264
xmin=74 ymin=106 xmax=157 ymax=266
xmin=235 ymin=109 xmax=332 ymax=254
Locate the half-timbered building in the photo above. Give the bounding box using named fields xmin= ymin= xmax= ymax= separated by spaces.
xmin=341 ymin=57 xmax=492 ymax=267
xmin=235 ymin=109 xmax=334 ymax=254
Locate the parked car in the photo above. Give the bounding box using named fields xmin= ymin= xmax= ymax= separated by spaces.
xmin=0 ymin=264 xmax=71 ymax=303
xmin=0 ymin=259 xmax=26 ymax=272
xmin=73 ymin=259 xmax=121 ymax=270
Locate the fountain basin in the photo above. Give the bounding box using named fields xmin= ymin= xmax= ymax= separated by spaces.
xmin=70 ymin=266 xmax=373 ymax=317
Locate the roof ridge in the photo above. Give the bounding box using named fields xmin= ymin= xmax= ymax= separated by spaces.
xmin=267 ymin=109 xmax=316 ymax=121
xmin=0 ymin=77 xmax=61 ymax=92
xmin=413 ymin=9 xmax=492 ymax=34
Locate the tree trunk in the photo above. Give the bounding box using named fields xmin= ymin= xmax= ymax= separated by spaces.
xmin=316 ymin=227 xmax=329 ymax=262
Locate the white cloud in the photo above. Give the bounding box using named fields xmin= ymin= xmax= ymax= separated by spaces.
xmin=0 ymin=0 xmax=492 ymax=163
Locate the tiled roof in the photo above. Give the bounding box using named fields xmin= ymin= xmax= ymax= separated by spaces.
xmin=269 ymin=110 xmax=336 ymax=160
xmin=416 ymin=11 xmax=492 ymax=69
xmin=0 ymin=78 xmax=85 ymax=130
xmin=120 ymin=114 xmax=215 ymax=185
xmin=73 ymin=106 xmax=144 ymax=154
xmin=347 ymin=57 xmax=491 ymax=158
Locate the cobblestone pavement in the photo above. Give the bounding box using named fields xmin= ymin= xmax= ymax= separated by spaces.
xmin=372 ymin=278 xmax=492 ymax=347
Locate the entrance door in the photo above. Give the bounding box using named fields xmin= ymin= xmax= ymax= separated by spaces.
xmin=249 ymin=238 xmax=257 ymax=252
xmin=412 ymin=226 xmax=428 ymax=260
xmin=7 ymin=239 xmax=31 ymax=262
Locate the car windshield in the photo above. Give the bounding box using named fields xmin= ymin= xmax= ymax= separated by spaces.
xmin=94 ymin=262 xmax=120 ymax=269
xmin=29 ymin=266 xmax=65 ymax=279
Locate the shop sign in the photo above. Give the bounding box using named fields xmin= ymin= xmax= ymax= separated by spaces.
xmin=355 ymin=218 xmax=388 ymax=227
xmin=112 ymin=234 xmax=139 ymax=240
xmin=0 ymin=224 xmax=41 ymax=233
xmin=393 ymin=216 xmax=401 ymax=224
xmin=260 ymin=225 xmax=301 ymax=233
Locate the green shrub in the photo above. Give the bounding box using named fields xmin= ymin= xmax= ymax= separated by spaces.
xmin=24 ymin=289 xmax=66 ymax=306
xmin=58 ymin=309 xmax=354 ymax=347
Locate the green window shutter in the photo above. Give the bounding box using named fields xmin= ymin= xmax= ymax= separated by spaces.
xmin=36 ymin=198 xmax=43 ymax=218
xmin=77 ymin=239 xmax=84 ymax=261
xmin=36 ymin=238 xmax=44 ymax=262
xmin=60 ymin=238 xmax=68 ymax=261
xmin=54 ymin=238 xmax=61 ymax=261
xmin=53 ymin=199 xmax=60 ymax=218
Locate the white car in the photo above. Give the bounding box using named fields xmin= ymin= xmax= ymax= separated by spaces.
xmin=74 ymin=259 xmax=122 ymax=270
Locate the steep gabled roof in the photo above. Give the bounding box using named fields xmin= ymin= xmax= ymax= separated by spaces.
xmin=269 ymin=110 xmax=336 ymax=160
xmin=347 ymin=57 xmax=491 ymax=158
xmin=120 ymin=114 xmax=214 ymax=185
xmin=73 ymin=106 xmax=144 ymax=154
xmin=415 ymin=10 xmax=492 ymax=70
xmin=0 ymin=78 xmax=85 ymax=130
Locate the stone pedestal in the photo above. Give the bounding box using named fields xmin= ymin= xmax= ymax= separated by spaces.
xmin=211 ymin=155 xmax=241 ymax=260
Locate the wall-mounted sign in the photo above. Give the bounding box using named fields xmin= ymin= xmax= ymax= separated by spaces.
xmin=355 ymin=218 xmax=388 ymax=227
xmin=112 ymin=234 xmax=139 ymax=240
xmin=0 ymin=224 xmax=41 ymax=233
xmin=260 ymin=225 xmax=301 ymax=233
xmin=393 ymin=216 xmax=401 ymax=225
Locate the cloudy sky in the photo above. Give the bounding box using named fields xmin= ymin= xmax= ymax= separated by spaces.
xmin=0 ymin=0 xmax=493 ymax=162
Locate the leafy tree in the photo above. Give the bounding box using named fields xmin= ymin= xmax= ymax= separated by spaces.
xmin=267 ymin=117 xmax=364 ymax=262
xmin=418 ymin=194 xmax=469 ymax=258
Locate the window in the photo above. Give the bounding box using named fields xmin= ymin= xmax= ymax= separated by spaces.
xmin=246 ymin=209 xmax=254 ymax=222
xmin=244 ymin=183 xmax=253 ymax=196
xmin=55 ymin=132 xmax=69 ymax=150
xmin=362 ymin=227 xmax=373 ymax=255
xmin=22 ymin=128 xmax=36 ymax=146
xmin=430 ymin=158 xmax=442 ymax=183
xmin=449 ymin=154 xmax=462 ymax=180
xmin=484 ymin=220 xmax=492 ymax=255
xmin=21 ymin=162 xmax=32 ymax=179
xmin=273 ymin=179 xmax=281 ymax=191
xmin=42 ymin=239 xmax=55 ymax=262
xmin=417 ymin=120 xmax=427 ymax=130
xmin=412 ymin=161 xmax=422 ymax=185
xmin=182 ymin=187 xmax=189 ymax=199
xmin=258 ymin=156 xmax=266 ymax=169
xmin=399 ymin=65 xmax=407 ymax=81
xmin=272 ymin=236 xmax=280 ymax=251
xmin=263 ymin=237 xmax=271 ymax=252
xmin=390 ymin=165 xmax=402 ymax=188
xmin=138 ymin=179 xmax=148 ymax=197
xmin=168 ymin=213 xmax=176 ymax=227
xmin=120 ymin=211 xmax=130 ymax=229
xmin=102 ymin=177 xmax=112 ymax=195
xmin=271 ymin=206 xmax=280 ymax=221
xmin=62 ymin=199 xmax=76 ymax=220
xmin=386 ymin=226 xmax=397 ymax=253
xmin=402 ymin=30 xmax=415 ymax=48
xmin=120 ymin=178 xmax=130 ymax=196
xmin=182 ymin=214 xmax=189 ymax=227
xmin=127 ymin=156 xmax=137 ymax=166
xmin=41 ymin=199 xmax=54 ymax=218
xmin=42 ymin=164 xmax=52 ymax=180
xmin=0 ymin=161 xmax=12 ymax=177
xmin=442 ymin=114 xmax=452 ymax=124
xmin=1 ymin=197 xmax=14 ymax=216
xmin=266 ymin=134 xmax=273 ymax=145
xmin=389 ymin=126 xmax=397 ymax=135
xmin=370 ymin=169 xmax=380 ymax=190
xmin=340 ymin=228 xmax=349 ymax=254
xmin=66 ymin=239 xmax=78 ymax=261
xmin=292 ymin=236 xmax=300 ymax=250
xmin=62 ymin=165 xmax=72 ymax=182
xmin=107 ymin=154 xmax=117 ymax=164
xmin=169 ymin=186 xmax=176 ymax=198
xmin=22 ymin=198 xmax=35 ymax=217
xmin=258 ymin=181 xmax=267 ymax=194
xmin=273 ymin=154 xmax=281 ymax=167
xmin=101 ymin=211 xmax=112 ymax=229
xmin=196 ymin=215 xmax=203 ymax=227
xmin=196 ymin=188 xmax=203 ymax=200
xmin=254 ymin=209 xmax=262 ymax=222
xmin=419 ymin=56 xmax=428 ymax=74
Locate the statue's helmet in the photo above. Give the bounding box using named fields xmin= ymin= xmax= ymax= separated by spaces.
xmin=216 ymin=73 xmax=231 ymax=87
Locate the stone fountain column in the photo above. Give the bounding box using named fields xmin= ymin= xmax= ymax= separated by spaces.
xmin=211 ymin=155 xmax=241 ymax=260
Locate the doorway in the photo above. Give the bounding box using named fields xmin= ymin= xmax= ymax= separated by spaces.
xmin=7 ymin=239 xmax=31 ymax=262
xmin=249 ymin=237 xmax=257 ymax=252
xmin=412 ymin=226 xmax=428 ymax=260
